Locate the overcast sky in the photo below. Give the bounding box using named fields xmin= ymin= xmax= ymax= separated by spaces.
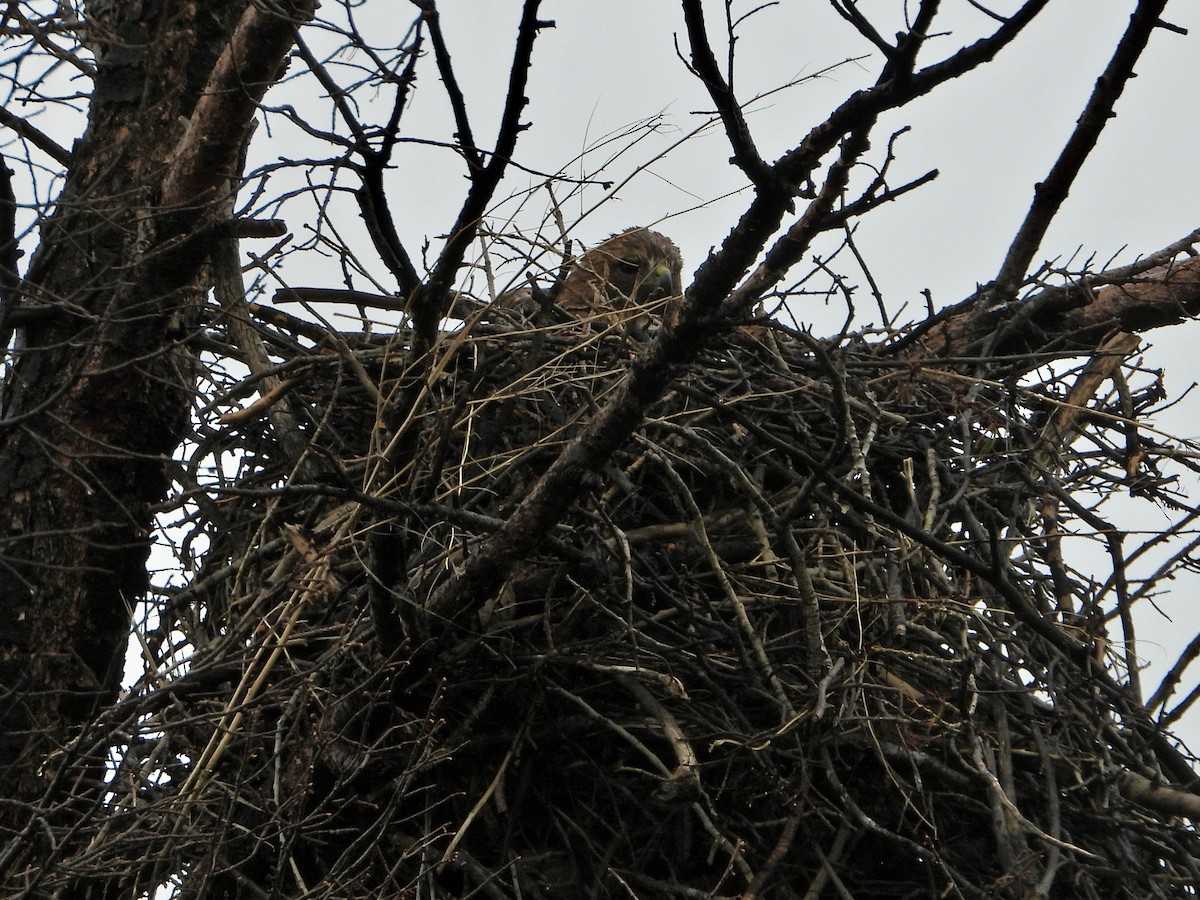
xmin=336 ymin=2 xmax=1200 ymax=311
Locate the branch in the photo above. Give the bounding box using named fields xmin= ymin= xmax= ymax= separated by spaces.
xmin=816 ymin=167 xmax=938 ymax=231
xmin=1112 ymin=767 xmax=1200 ymax=820
xmin=289 ymin=20 xmax=426 ymax=302
xmin=344 ymin=27 xmax=425 ymax=299
xmin=274 ymin=286 xmax=405 ymax=311
xmin=886 ymin=0 xmax=942 ymax=82
xmin=828 ymin=0 xmax=895 ymax=57
xmin=228 ymin=217 xmax=287 ymax=239
xmin=803 ymin=127 xmax=939 ymax=245
xmin=724 ymin=122 xmax=877 ymax=315
xmin=212 ymin=211 xmax=312 ymax=467
xmin=293 ymin=33 xmax=370 ymax=147
xmin=356 ymin=161 xmax=424 ymax=300
xmin=413 ymin=0 xmax=483 ymax=171
xmin=271 ymin=285 xmax=486 ymax=318
xmin=682 ymin=0 xmax=1050 ymax=331
xmin=415 ymin=0 xmax=550 ymax=351
xmin=774 ymin=0 xmax=1048 ymax=187
xmin=679 ymin=0 xmax=778 ymax=193
xmin=1148 ymin=625 xmax=1200 ymax=716
xmin=991 ymin=0 xmax=1173 ymax=297
xmin=160 ymin=0 xmax=317 ymax=211
xmin=0 ymin=106 xmax=71 ymax=166
xmin=710 ymin=8 xmax=937 ymax=313
xmin=897 ymin=247 xmax=1200 ymax=365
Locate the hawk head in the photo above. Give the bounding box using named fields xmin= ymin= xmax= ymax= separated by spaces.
xmin=558 ymin=228 xmax=683 ymax=331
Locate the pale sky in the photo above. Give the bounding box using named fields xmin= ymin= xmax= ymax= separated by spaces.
xmin=331 ymin=1 xmax=1200 ymax=314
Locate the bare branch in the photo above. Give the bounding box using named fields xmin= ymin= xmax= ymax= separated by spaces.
xmin=992 ymin=0 xmax=1172 ymax=297
xmin=726 ymin=124 xmax=877 ymax=315
xmin=775 ymin=0 xmax=1048 ymax=186
xmin=899 ymin=248 xmax=1200 ymax=365
xmin=412 ymin=0 xmax=483 ymax=171
xmin=415 ymin=0 xmax=551 ymax=350
xmin=357 ymin=161 xmax=424 ymax=300
xmin=828 ymin=0 xmax=895 ymax=57
xmin=293 ymin=32 xmax=371 ymax=148
xmin=817 ymin=167 xmax=939 ymax=230
xmin=679 ymin=0 xmax=779 ymax=193
xmin=683 ymin=0 xmax=1050 ymax=335
xmin=1113 ymin=768 xmax=1200 ymax=819
xmin=0 ymin=106 xmax=71 ymax=166
xmin=351 ymin=26 xmax=425 ymax=299
xmin=161 ymin=2 xmax=319 ymax=211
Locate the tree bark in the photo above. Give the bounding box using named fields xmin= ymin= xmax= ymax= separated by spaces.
xmin=0 ymin=0 xmax=313 ymax=828
xmin=895 ymin=249 xmax=1200 ymax=365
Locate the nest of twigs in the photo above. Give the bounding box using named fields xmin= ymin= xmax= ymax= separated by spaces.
xmin=89 ymin=308 xmax=1200 ymax=898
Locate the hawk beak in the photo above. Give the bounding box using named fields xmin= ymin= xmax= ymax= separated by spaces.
xmin=639 ymin=263 xmax=678 ymax=302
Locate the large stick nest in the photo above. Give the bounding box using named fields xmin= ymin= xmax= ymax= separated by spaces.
xmin=60 ymin=305 xmax=1200 ymax=897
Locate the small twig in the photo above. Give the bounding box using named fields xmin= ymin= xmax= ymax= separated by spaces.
xmin=438 ymin=716 xmax=527 ymax=869
xmin=614 ymin=673 xmax=702 ymax=803
xmin=817 ymin=168 xmax=939 ymax=232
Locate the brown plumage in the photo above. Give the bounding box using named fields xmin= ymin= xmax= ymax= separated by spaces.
xmin=492 ymin=228 xmax=683 ymax=334
xmin=556 ymin=227 xmax=683 ymax=333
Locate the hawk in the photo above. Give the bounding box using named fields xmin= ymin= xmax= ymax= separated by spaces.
xmin=557 ymin=227 xmax=683 ymax=335
xmin=495 ymin=228 xmax=683 ymax=335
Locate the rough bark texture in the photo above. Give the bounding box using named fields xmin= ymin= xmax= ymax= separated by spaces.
xmin=898 ymin=254 xmax=1200 ymax=363
xmin=0 ymin=0 xmax=312 ymax=827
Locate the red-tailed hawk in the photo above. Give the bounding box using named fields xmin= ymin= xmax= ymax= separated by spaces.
xmin=557 ymin=227 xmax=683 ymax=333
xmin=497 ymin=228 xmax=683 ymax=335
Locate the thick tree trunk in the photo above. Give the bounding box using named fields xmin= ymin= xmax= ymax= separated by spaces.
xmin=0 ymin=0 xmax=312 ymax=830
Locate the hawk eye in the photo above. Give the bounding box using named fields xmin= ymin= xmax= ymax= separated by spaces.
xmin=612 ymin=258 xmax=640 ymax=274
